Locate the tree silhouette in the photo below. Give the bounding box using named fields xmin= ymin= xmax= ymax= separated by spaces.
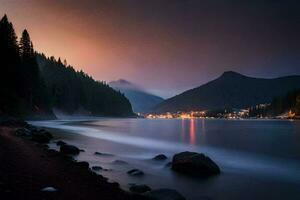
xmin=0 ymin=14 xmax=133 ymax=118
xmin=0 ymin=14 xmax=21 ymax=115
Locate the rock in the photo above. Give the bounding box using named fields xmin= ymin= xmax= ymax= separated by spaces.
xmin=112 ymin=160 xmax=128 ymax=165
xmin=41 ymin=186 xmax=58 ymax=192
xmin=76 ymin=161 xmax=89 ymax=169
xmin=153 ymin=154 xmax=168 ymax=161
xmin=171 ymin=151 xmax=220 ymax=177
xmin=31 ymin=129 xmax=53 ymax=143
xmin=56 ymin=140 xmax=66 ymax=146
xmin=145 ymin=189 xmax=185 ymax=200
xmin=94 ymin=152 xmax=113 ymax=156
xmin=91 ymin=166 xmax=103 ymax=171
xmin=79 ymin=149 xmax=85 ymax=152
xmin=129 ymin=184 xmax=151 ymax=193
xmin=60 ymin=144 xmax=80 ymax=155
xmin=24 ymin=124 xmax=37 ymax=131
xmin=15 ymin=128 xmax=31 ymax=137
xmin=165 ymin=162 xmax=172 ymax=168
xmin=127 ymin=169 xmax=144 ymax=176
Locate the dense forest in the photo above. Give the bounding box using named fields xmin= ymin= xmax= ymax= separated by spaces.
xmin=0 ymin=15 xmax=133 ymax=118
xmin=249 ymin=90 xmax=300 ymax=118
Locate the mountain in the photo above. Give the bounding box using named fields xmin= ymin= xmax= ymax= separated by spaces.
xmin=154 ymin=71 xmax=300 ymax=113
xmin=109 ymin=79 xmax=164 ymax=113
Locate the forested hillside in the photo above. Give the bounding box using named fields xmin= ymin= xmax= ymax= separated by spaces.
xmin=37 ymin=54 xmax=133 ymax=116
xmin=0 ymin=15 xmax=133 ymax=118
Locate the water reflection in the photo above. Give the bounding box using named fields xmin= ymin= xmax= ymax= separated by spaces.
xmin=180 ymin=118 xmax=197 ymax=145
xmin=200 ymin=119 xmax=206 ymax=144
xmin=181 ymin=119 xmax=186 ymax=142
xmin=189 ymin=119 xmax=196 ymax=145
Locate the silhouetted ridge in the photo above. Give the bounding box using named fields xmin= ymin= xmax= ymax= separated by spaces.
xmin=109 ymin=79 xmax=164 ymax=113
xmin=154 ymin=71 xmax=300 ymax=113
xmin=220 ymin=71 xmax=245 ymax=78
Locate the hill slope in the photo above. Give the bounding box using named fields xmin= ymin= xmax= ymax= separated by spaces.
xmin=37 ymin=55 xmax=134 ymax=117
xmin=154 ymin=71 xmax=300 ymax=112
xmin=109 ymin=79 xmax=164 ymax=113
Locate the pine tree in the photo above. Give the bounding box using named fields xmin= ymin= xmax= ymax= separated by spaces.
xmin=0 ymin=14 xmax=21 ymax=115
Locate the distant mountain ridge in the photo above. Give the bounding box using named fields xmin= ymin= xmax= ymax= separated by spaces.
xmin=154 ymin=71 xmax=300 ymax=112
xmin=109 ymin=79 xmax=164 ymax=113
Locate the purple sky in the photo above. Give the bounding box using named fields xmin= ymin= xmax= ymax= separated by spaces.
xmin=1 ymin=0 xmax=299 ymax=98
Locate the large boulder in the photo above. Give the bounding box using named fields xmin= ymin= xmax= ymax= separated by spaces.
xmin=60 ymin=144 xmax=80 ymax=155
xmin=171 ymin=152 xmax=220 ymax=177
xmin=145 ymin=189 xmax=185 ymax=200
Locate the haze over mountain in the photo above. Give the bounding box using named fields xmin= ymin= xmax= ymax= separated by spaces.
xmin=109 ymin=79 xmax=164 ymax=113
xmin=154 ymin=71 xmax=300 ymax=113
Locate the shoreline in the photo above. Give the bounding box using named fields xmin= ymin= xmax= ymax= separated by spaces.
xmin=0 ymin=121 xmax=147 ymax=200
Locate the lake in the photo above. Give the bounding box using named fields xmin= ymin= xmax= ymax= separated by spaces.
xmin=30 ymin=118 xmax=300 ymax=200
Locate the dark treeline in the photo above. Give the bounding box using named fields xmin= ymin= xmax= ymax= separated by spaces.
xmin=37 ymin=54 xmax=133 ymax=116
xmin=0 ymin=15 xmax=133 ymax=118
xmin=249 ymin=90 xmax=300 ymax=118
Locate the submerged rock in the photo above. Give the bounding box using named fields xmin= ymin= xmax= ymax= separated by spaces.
xmin=91 ymin=166 xmax=103 ymax=171
xmin=145 ymin=189 xmax=185 ymax=200
xmin=171 ymin=151 xmax=220 ymax=177
xmin=153 ymin=154 xmax=168 ymax=161
xmin=94 ymin=152 xmax=114 ymax=156
xmin=41 ymin=186 xmax=58 ymax=192
xmin=165 ymin=162 xmax=172 ymax=168
xmin=60 ymin=144 xmax=80 ymax=155
xmin=129 ymin=184 xmax=151 ymax=193
xmin=112 ymin=160 xmax=128 ymax=165
xmin=127 ymin=169 xmax=144 ymax=176
xmin=56 ymin=140 xmax=66 ymax=146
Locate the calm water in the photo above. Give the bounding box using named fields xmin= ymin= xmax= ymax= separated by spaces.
xmin=30 ymin=118 xmax=300 ymax=200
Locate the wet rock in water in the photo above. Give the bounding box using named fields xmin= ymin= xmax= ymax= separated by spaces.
xmin=60 ymin=144 xmax=80 ymax=155
xmin=94 ymin=152 xmax=114 ymax=156
xmin=171 ymin=151 xmax=220 ymax=177
xmin=41 ymin=187 xmax=58 ymax=192
xmin=112 ymin=160 xmax=128 ymax=165
xmin=127 ymin=169 xmax=144 ymax=176
xmin=165 ymin=162 xmax=172 ymax=168
xmin=56 ymin=140 xmax=66 ymax=146
xmin=76 ymin=161 xmax=89 ymax=169
xmin=129 ymin=184 xmax=151 ymax=193
xmin=25 ymin=124 xmax=37 ymax=131
xmin=145 ymin=189 xmax=185 ymax=200
xmin=15 ymin=128 xmax=31 ymax=137
xmin=153 ymin=154 xmax=168 ymax=161
xmin=31 ymin=129 xmax=53 ymax=143
xmin=91 ymin=166 xmax=103 ymax=171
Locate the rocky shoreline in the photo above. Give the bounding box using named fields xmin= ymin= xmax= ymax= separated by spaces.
xmin=0 ymin=118 xmax=221 ymax=200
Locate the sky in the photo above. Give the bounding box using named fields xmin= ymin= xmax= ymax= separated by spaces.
xmin=0 ymin=0 xmax=299 ymax=98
